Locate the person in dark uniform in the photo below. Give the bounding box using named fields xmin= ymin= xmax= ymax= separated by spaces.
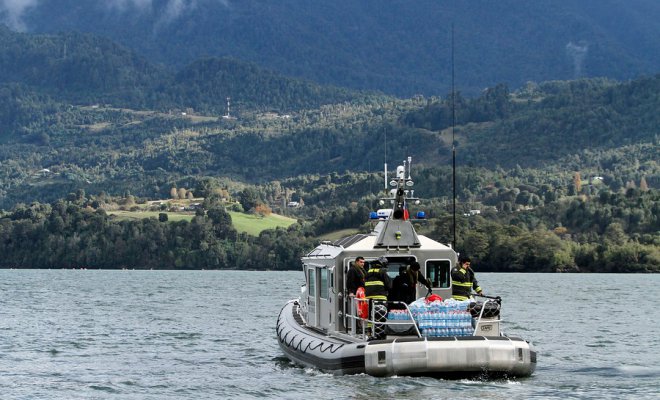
xmin=402 ymin=261 xmax=432 ymax=304
xmin=364 ymin=256 xmax=392 ymax=301
xmin=346 ymin=256 xmax=367 ymax=331
xmin=388 ymin=266 xmax=409 ymax=309
xmin=346 ymin=256 xmax=366 ymax=297
xmin=451 ymin=256 xmax=483 ymax=301
xmin=364 ymin=256 xmax=392 ymax=339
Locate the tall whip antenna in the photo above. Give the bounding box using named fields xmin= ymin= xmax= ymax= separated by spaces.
xmin=451 ymin=24 xmax=457 ymax=249
xmin=384 ymin=128 xmax=388 ymax=194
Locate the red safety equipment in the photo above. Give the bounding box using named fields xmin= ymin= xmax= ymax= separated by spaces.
xmin=356 ymin=287 xmax=368 ymax=319
xmin=425 ymin=294 xmax=443 ymax=303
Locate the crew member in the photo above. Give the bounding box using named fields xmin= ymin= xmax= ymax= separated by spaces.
xmin=364 ymin=256 xmax=392 ymax=339
xmin=451 ymin=256 xmax=483 ymax=301
xmin=388 ymin=266 xmax=409 ymax=309
xmin=364 ymin=256 xmax=392 ymax=301
xmin=346 ymin=256 xmax=366 ymax=296
xmin=403 ymin=261 xmax=432 ymax=304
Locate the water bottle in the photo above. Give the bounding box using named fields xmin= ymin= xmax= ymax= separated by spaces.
xmin=421 ymin=311 xmax=430 ymax=329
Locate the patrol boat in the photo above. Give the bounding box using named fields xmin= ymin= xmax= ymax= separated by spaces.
xmin=276 ymin=158 xmax=537 ymax=377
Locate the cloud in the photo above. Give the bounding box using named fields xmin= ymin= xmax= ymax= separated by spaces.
xmin=106 ymin=0 xmax=229 ymax=20
xmin=104 ymin=0 xmax=153 ymax=12
xmin=1 ymin=0 xmax=231 ymax=31
xmin=164 ymin=0 xmax=194 ymax=23
xmin=566 ymin=41 xmax=589 ymax=78
xmin=0 ymin=0 xmax=39 ymax=31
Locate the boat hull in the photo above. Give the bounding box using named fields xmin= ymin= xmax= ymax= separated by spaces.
xmin=276 ymin=300 xmax=536 ymax=378
xmin=276 ymin=300 xmax=367 ymax=374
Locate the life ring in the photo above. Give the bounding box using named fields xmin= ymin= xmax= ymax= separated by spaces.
xmin=356 ymin=287 xmax=368 ymax=319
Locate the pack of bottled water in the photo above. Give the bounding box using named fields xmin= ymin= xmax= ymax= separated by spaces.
xmin=386 ymin=309 xmax=413 ymax=320
xmin=409 ymin=298 xmax=474 ymax=337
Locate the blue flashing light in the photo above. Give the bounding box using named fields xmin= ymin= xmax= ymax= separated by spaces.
xmin=369 ymin=211 xmax=379 ymax=219
xmin=416 ymin=211 xmax=426 ymax=219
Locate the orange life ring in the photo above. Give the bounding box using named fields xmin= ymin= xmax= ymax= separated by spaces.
xmin=356 ymin=287 xmax=368 ymax=319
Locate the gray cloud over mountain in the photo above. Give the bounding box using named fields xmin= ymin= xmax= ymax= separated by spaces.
xmin=0 ymin=0 xmax=229 ymax=31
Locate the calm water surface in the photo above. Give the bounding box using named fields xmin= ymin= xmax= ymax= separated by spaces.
xmin=1 ymin=270 xmax=658 ymax=399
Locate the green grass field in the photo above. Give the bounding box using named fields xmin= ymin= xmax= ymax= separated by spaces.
xmin=228 ymin=211 xmax=297 ymax=236
xmin=107 ymin=209 xmax=297 ymax=236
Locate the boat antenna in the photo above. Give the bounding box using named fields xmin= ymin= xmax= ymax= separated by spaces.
xmin=407 ymin=156 xmax=412 ymax=180
xmin=451 ymin=24 xmax=457 ymax=249
xmin=384 ymin=128 xmax=388 ymax=195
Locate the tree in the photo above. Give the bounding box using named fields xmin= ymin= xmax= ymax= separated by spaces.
xmin=254 ymin=203 xmax=272 ymax=217
xmin=239 ymin=187 xmax=260 ymax=211
xmin=604 ymin=222 xmax=627 ymax=246
xmin=573 ymin=172 xmax=582 ymax=195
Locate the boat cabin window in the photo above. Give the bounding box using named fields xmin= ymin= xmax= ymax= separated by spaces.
xmin=308 ymin=268 xmax=316 ymax=296
xmin=319 ymin=269 xmax=329 ymax=300
xmin=426 ymin=260 xmax=451 ymax=288
xmin=381 ymin=256 xmax=416 ymax=278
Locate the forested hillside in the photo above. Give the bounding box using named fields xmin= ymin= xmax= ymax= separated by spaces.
xmin=0 ymin=28 xmax=376 ymax=113
xmin=4 ymin=0 xmax=660 ymax=96
xmin=0 ymin=29 xmax=657 ymax=272
xmin=0 ymin=26 xmax=164 ymax=106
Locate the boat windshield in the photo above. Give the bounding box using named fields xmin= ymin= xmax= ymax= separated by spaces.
xmin=383 ymin=257 xmax=416 ymax=278
xmin=426 ymin=260 xmax=451 ymax=288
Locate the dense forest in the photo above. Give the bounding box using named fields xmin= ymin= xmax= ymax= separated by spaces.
xmin=0 ymin=197 xmax=313 ymax=270
xmin=0 ymin=29 xmax=657 ymax=272
xmin=0 ymin=183 xmax=657 ymax=272
xmin=0 ymin=27 xmax=368 ymax=113
xmin=9 ymin=1 xmax=660 ymax=96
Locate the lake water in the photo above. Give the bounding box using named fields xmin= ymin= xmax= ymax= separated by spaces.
xmin=1 ymin=270 xmax=658 ymax=399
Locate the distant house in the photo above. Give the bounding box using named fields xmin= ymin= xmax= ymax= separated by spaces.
xmin=287 ymin=201 xmax=300 ymax=208
xmin=185 ymin=203 xmax=201 ymax=211
xmin=35 ymin=168 xmax=52 ymax=177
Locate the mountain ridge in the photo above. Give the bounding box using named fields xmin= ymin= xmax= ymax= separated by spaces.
xmin=4 ymin=0 xmax=659 ymax=96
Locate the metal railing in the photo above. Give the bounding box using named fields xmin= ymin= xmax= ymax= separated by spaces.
xmin=346 ymin=297 xmax=422 ymax=339
xmin=345 ymin=294 xmax=503 ymax=340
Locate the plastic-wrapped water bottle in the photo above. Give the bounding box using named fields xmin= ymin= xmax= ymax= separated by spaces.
xmin=422 ymin=311 xmax=431 ymax=329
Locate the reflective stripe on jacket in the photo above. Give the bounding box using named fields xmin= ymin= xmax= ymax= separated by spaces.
xmin=451 ymin=266 xmax=482 ymax=300
xmin=364 ymin=264 xmax=391 ymax=300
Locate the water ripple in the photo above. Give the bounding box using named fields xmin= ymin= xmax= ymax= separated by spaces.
xmin=0 ymin=270 xmax=659 ymax=399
